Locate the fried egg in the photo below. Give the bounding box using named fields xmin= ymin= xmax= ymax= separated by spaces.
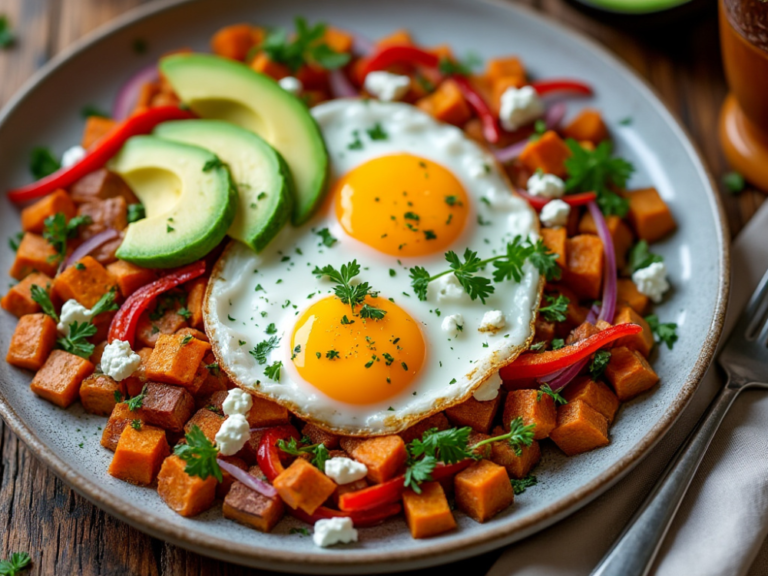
xmin=205 ymin=99 xmax=542 ymax=436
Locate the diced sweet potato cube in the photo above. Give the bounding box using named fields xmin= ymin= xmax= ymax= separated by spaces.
xmin=200 ymin=389 xmax=229 ymax=413
xmin=53 ymin=256 xmax=117 ymax=309
xmin=136 ymin=308 xmax=188 ymax=348
xmin=81 ymin=116 xmax=117 ymax=149
xmin=541 ymin=227 xmax=567 ymax=268
xmin=455 ymin=459 xmax=514 ymax=523
xmin=185 ymin=278 xmax=207 ymax=329
xmin=141 ymin=382 xmax=195 ymax=433
xmin=605 ymin=346 xmax=659 ymax=401
xmin=273 ymin=458 xmax=337 ymax=515
xmin=339 ymin=435 xmax=407 ymax=484
xmin=30 ymin=349 xmax=94 ymax=408
xmin=210 ymin=24 xmax=262 ymax=60
xmin=21 ymin=189 xmax=77 ymax=234
xmin=101 ymin=403 xmax=143 ymax=451
xmin=546 ymin=285 xmax=589 ymax=335
xmin=223 ymin=479 xmax=285 ymax=532
xmin=1 ymin=272 xmax=55 ymax=318
xmin=77 ymin=197 xmax=128 ymax=240
xmin=9 ymin=233 xmax=58 ymax=279
xmin=184 ymin=408 xmax=225 ymax=443
xmin=376 ymin=28 xmax=412 ymax=48
xmin=108 ymin=424 xmax=170 ymax=486
xmin=563 ymin=376 xmax=619 ymax=423
xmin=562 ymin=108 xmax=609 ymax=145
xmin=486 ymin=56 xmax=526 ymax=83
xmin=79 ymin=373 xmax=123 ymax=416
xmin=490 ymin=425 xmax=541 ymax=479
xmin=533 ymin=319 xmax=556 ymax=346
xmin=502 ymin=390 xmax=556 ymax=440
xmin=302 ymin=422 xmax=340 ymax=450
xmin=323 ymin=26 xmax=354 ymax=53
xmin=625 ymin=187 xmax=676 ymax=243
xmin=90 ymin=340 xmax=107 ymax=365
xmin=403 ymin=481 xmax=456 ymax=539
xmin=562 ymin=234 xmax=604 ymax=301
xmin=519 ymin=131 xmax=571 ymax=177
xmin=578 ymin=211 xmax=634 ymax=270
xmin=566 ymin=321 xmax=601 ymax=345
xmin=145 ymin=333 xmax=210 ymax=388
xmin=194 ymin=360 xmax=229 ymax=409
xmin=445 ymin=395 xmax=501 ymax=434
xmin=549 ymin=400 xmax=609 ymax=456
xmin=176 ymin=327 xmax=208 ymax=342
xmin=399 ymin=412 xmax=450 ymax=445
xmin=612 ymin=306 xmax=654 ymax=357
xmin=467 ymin=430 xmax=492 ymax=459
xmin=617 ymin=278 xmax=649 ymax=315
xmin=70 ymin=168 xmax=138 ymax=205
xmin=6 ymin=313 xmax=57 ymax=371
xmin=106 ymin=260 xmax=156 ymax=298
xmin=122 ymin=347 xmax=153 ymax=397
xmin=246 ymin=395 xmax=290 ymax=428
xmin=416 ymin=78 xmax=472 ymax=126
xmin=250 ymin=52 xmax=290 ymax=80
xmin=181 ymin=362 xmax=209 ymax=396
xmin=157 ymin=454 xmax=217 ymax=517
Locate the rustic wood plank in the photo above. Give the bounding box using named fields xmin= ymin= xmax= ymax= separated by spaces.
xmin=0 ymin=0 xmax=761 ymax=573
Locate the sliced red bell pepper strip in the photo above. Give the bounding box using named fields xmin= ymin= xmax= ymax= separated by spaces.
xmin=256 ymin=425 xmax=301 ymax=481
xmin=8 ymin=106 xmax=196 ymax=203
xmin=530 ymin=79 xmax=593 ymax=98
xmin=359 ymin=45 xmax=440 ymax=80
xmin=338 ymin=460 xmax=472 ymax=512
xmin=499 ymin=323 xmax=642 ymax=380
xmin=290 ymin=502 xmax=403 ymax=528
xmin=517 ymin=189 xmax=598 ymax=211
xmin=451 ymin=75 xmax=501 ymax=144
xmin=107 ymin=260 xmax=206 ymax=347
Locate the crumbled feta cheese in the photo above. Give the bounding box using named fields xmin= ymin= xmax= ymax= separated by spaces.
xmin=364 ymin=71 xmax=411 ymax=102
xmin=278 ymin=76 xmax=303 ymax=95
xmin=222 ymin=388 xmax=253 ymax=417
xmin=57 ymin=299 xmax=93 ymax=335
xmin=433 ymin=274 xmax=465 ymax=302
xmin=324 ymin=457 xmax=368 ymax=484
xmin=499 ymin=86 xmax=544 ymax=131
xmin=632 ymin=261 xmax=670 ymax=303
xmin=527 ymin=172 xmax=565 ymax=199
xmin=441 ymin=314 xmax=464 ymax=338
xmin=473 ymin=372 xmax=502 ymax=401
xmin=478 ymin=310 xmax=506 ymax=333
xmin=313 ymin=517 xmax=358 ymax=548
xmin=100 ymin=340 xmax=141 ymax=382
xmin=539 ymin=199 xmax=571 ymax=228
xmin=61 ymin=145 xmax=86 ymax=168
xmin=215 ymin=414 xmax=250 ymax=456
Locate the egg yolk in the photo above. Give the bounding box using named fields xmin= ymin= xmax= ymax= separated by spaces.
xmin=333 ymin=154 xmax=470 ymax=257
xmin=290 ymin=295 xmax=426 ymax=405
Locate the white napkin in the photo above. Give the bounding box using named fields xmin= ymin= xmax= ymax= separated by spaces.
xmin=488 ymin=200 xmax=768 ymax=576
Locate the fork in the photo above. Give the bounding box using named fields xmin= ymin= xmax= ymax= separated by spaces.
xmin=591 ymin=267 xmax=768 ymax=576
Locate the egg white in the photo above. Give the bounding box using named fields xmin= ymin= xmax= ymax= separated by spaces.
xmin=204 ymin=99 xmax=542 ymax=436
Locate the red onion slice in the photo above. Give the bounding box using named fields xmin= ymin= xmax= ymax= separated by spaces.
xmin=64 ymin=228 xmax=119 ymax=270
xmin=329 ymin=69 xmax=358 ymax=99
xmin=587 ymin=201 xmax=618 ymax=323
xmin=351 ymin=31 xmax=375 ymax=56
xmin=493 ymin=102 xmax=566 ymax=163
xmin=492 ymin=139 xmax=529 ymax=163
xmin=112 ymin=64 xmax=160 ymax=121
xmin=217 ymin=458 xmax=278 ymax=499
xmin=545 ymin=102 xmax=567 ymax=130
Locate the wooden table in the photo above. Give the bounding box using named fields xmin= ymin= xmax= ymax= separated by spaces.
xmin=0 ymin=0 xmax=762 ymax=574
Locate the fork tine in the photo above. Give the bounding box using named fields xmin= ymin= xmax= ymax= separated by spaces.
xmin=731 ymin=267 xmax=768 ymax=342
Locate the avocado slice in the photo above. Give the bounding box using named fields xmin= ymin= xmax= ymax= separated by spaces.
xmin=110 ymin=135 xmax=237 ymax=268
xmin=155 ymin=120 xmax=293 ymax=253
xmin=160 ymin=53 xmax=329 ymax=226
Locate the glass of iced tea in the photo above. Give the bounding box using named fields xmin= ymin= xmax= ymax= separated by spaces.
xmin=719 ymin=0 xmax=768 ymax=190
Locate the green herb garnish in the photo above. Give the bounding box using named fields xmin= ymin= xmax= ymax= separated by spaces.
xmin=174 ymin=424 xmax=222 ymax=482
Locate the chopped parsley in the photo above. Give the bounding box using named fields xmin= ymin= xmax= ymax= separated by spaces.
xmin=645 ymin=314 xmax=678 ymax=350
xmin=130 ymin=419 xmax=142 ymax=431
xmin=259 ymin=17 xmax=351 ymax=72
xmin=366 ymin=122 xmax=388 ymax=140
xmin=0 ymin=15 xmax=15 ymax=49
xmin=537 ymin=383 xmax=567 ymax=405
xmin=126 ymin=385 xmax=148 ymax=412
xmin=8 ymin=231 xmax=23 ymax=252
xmin=174 ymin=424 xmax=222 ymax=482
xmin=315 ymin=227 xmax=337 ymax=247
xmin=722 ymin=171 xmax=745 ymax=194
xmin=551 ymin=338 xmax=565 ymax=350
xmin=589 ymin=350 xmax=612 ymax=380
xmin=277 ymin=437 xmax=330 ymax=470
xmin=202 ymin=157 xmax=225 ymax=172
xmin=539 ymin=294 xmax=569 ymax=323
xmin=437 ymin=52 xmax=481 ymax=76
xmin=29 ymin=147 xmax=60 ymax=179
xmin=265 ymin=322 xmax=278 ymax=335
xmin=30 ymin=284 xmax=59 ymax=322
xmin=511 ymin=475 xmax=538 ymax=495
xmin=0 ymin=551 xmax=31 ymax=575
xmin=250 ymin=336 xmax=280 ymax=365
xmin=628 ymin=240 xmax=663 ymax=273
xmin=81 ymin=105 xmax=110 ymax=119
xmin=312 ymin=260 xmax=386 ymax=320
xmin=264 ymin=360 xmax=282 ymax=381
xmin=42 ymin=212 xmax=91 ymax=263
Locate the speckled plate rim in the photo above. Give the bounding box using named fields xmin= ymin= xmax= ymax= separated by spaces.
xmin=0 ymin=0 xmax=729 ymax=573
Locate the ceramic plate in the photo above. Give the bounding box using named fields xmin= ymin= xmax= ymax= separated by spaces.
xmin=0 ymin=0 xmax=728 ymax=572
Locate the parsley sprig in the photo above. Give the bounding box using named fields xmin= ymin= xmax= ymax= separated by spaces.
xmin=250 ymin=336 xmax=280 ymax=365
xmin=29 ymin=147 xmax=60 ymax=180
xmin=539 ymin=294 xmax=569 ymax=323
xmin=564 ymin=139 xmax=634 ymax=217
xmin=511 ymin=475 xmax=538 ymax=495
xmin=0 ymin=552 xmax=30 ymax=576
xmin=174 ymin=425 xmax=222 ymax=482
xmin=645 ymin=314 xmax=678 ymax=350
xmin=260 ymin=17 xmax=351 ymax=72
xmin=30 ymin=284 xmax=59 ymax=322
xmin=437 ymin=52 xmax=481 ymax=76
xmin=277 ymin=437 xmax=330 ymax=470
xmin=125 ymin=385 xmax=147 ymax=412
xmin=409 ymin=237 xmax=560 ymax=303
xmin=628 ymin=240 xmax=663 ymax=273
xmin=42 ymin=212 xmax=91 ymax=263
xmin=537 ymin=384 xmax=567 ymax=405
xmin=55 ymin=289 xmax=118 ymax=359
xmin=589 ymin=350 xmax=612 ymax=380
xmin=313 ymin=260 xmax=387 ymax=320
